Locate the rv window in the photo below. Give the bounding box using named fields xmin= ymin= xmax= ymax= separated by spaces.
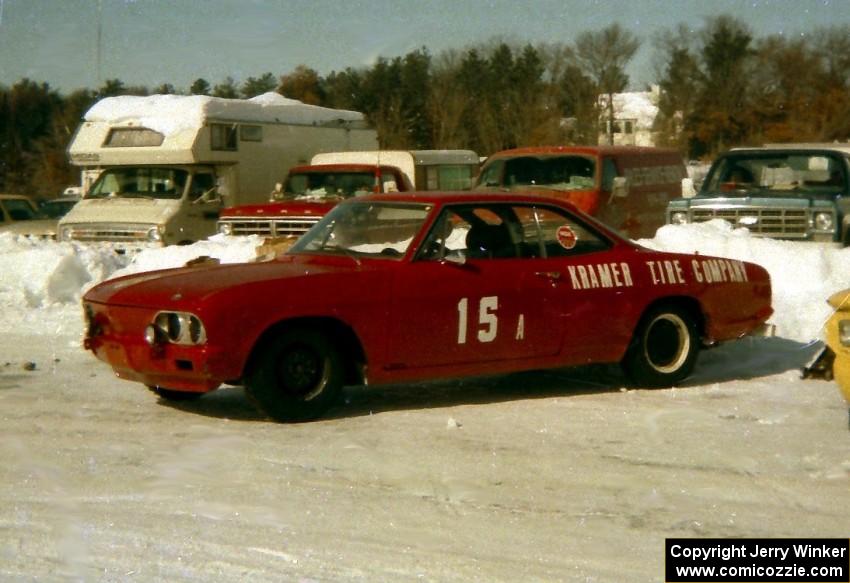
xmin=211 ymin=124 xmax=238 ymax=151
xmin=88 ymin=167 xmax=188 ymax=200
xmin=104 ymin=128 xmax=164 ymax=148
xmin=437 ymin=165 xmax=475 ymax=190
xmin=426 ymin=167 xmax=439 ymax=190
xmin=190 ymin=173 xmax=216 ymax=199
xmin=240 ymin=125 xmax=263 ymax=142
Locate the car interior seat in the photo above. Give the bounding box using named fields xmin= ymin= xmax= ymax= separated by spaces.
xmin=465 ymin=223 xmax=516 ymax=259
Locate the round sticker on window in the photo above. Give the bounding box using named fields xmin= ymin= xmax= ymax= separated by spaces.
xmin=556 ymin=225 xmax=577 ymax=250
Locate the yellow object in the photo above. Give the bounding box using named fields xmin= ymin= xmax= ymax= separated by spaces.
xmin=824 ymin=288 xmax=850 ymax=406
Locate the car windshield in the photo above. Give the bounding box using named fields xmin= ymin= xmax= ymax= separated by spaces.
xmin=2 ymin=198 xmax=41 ymax=220
xmin=39 ymin=199 xmax=77 ymax=218
xmin=290 ymin=201 xmax=432 ymax=259
xmin=701 ymin=153 xmax=846 ymax=197
xmin=476 ymin=155 xmax=596 ymax=191
xmin=284 ymin=171 xmax=377 ymax=201
xmin=86 ymin=167 xmax=188 ymax=200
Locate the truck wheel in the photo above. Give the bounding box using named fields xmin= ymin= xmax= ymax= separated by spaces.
xmin=147 ymin=385 xmax=204 ymax=401
xmin=245 ymin=329 xmax=343 ymax=422
xmin=621 ymin=305 xmax=699 ymax=388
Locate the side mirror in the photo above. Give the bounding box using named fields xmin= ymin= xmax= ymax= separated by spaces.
xmin=681 ymin=177 xmax=696 ymax=199
xmin=612 ymin=176 xmax=629 ymax=199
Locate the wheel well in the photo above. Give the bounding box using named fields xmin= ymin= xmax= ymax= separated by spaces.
xmin=639 ymin=296 xmax=706 ymax=342
xmin=244 ymin=317 xmax=366 ymax=386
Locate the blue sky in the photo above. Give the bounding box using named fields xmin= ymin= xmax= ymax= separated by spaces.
xmin=0 ymin=0 xmax=847 ymax=93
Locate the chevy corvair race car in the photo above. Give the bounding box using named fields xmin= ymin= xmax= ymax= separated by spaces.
xmin=83 ymin=193 xmax=773 ymax=422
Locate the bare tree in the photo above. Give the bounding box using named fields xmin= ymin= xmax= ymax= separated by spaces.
xmin=575 ymin=24 xmax=640 ymax=145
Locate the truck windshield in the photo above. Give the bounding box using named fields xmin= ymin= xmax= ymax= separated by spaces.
xmin=702 ymin=153 xmax=846 ymax=197
xmin=86 ymin=168 xmax=188 ymax=200
xmin=291 ymin=201 xmax=432 ymax=259
xmin=285 ymin=171 xmax=377 ymax=201
xmin=476 ymin=155 xmax=596 ymax=191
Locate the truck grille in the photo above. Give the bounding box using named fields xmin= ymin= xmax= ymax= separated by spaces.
xmin=220 ymin=216 xmax=320 ymax=237
xmin=690 ymin=208 xmax=809 ymax=238
xmin=64 ymin=223 xmax=153 ymax=242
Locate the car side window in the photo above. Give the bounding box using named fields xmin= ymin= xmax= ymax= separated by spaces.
xmin=418 ymin=204 xmax=522 ymax=261
xmin=520 ymin=206 xmax=610 ymax=258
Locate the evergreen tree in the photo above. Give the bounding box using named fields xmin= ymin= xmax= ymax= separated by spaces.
xmin=190 ymin=78 xmax=211 ymax=95
xmin=241 ymin=73 xmax=277 ymax=98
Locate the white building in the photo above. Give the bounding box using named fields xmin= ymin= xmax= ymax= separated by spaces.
xmin=598 ymin=85 xmax=662 ymax=147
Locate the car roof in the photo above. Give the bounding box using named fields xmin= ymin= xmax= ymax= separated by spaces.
xmin=352 ymin=190 xmax=582 ymax=208
xmin=348 ymin=191 xmax=630 ymax=245
xmin=729 ymin=144 xmax=850 ymax=155
xmin=485 ymin=145 xmax=682 ymax=158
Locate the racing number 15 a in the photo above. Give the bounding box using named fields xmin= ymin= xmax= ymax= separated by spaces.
xmin=457 ymin=296 xmax=498 ymax=344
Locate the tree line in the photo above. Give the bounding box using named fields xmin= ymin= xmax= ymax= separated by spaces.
xmin=1 ymin=15 xmax=848 ymax=197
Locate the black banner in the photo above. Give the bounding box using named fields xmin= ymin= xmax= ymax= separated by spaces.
xmin=666 ymin=538 xmax=849 ymax=582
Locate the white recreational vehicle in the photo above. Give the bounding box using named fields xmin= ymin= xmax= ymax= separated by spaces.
xmin=60 ymin=92 xmax=378 ymax=246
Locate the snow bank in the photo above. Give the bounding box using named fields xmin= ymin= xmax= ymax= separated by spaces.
xmin=0 ymin=224 xmax=846 ymax=342
xmin=638 ymin=220 xmax=850 ymax=342
xmin=84 ymin=92 xmax=367 ymax=136
xmin=0 ymin=233 xmax=259 ymax=334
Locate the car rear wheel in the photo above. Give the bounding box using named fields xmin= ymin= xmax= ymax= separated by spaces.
xmin=621 ymin=306 xmax=698 ymax=388
xmin=147 ymin=385 xmax=204 ymax=401
xmin=245 ymin=328 xmax=343 ymax=422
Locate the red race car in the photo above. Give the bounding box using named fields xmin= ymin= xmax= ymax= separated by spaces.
xmin=83 ymin=193 xmax=773 ymax=422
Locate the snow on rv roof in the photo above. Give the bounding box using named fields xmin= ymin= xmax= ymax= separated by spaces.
xmin=83 ymin=92 xmax=367 ymax=136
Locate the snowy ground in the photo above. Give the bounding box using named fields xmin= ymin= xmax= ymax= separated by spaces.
xmin=1 ymin=224 xmax=849 ymax=582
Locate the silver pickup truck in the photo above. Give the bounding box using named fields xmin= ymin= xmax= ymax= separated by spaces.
xmin=667 ymin=144 xmax=850 ymax=244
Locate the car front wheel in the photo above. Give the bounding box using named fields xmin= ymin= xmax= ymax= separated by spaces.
xmin=621 ymin=306 xmax=699 ymax=388
xmin=245 ymin=328 xmax=343 ymax=422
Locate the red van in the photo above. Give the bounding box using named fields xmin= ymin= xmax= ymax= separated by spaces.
xmin=475 ymin=146 xmax=686 ymax=239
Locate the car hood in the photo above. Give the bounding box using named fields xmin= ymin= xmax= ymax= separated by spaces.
xmin=221 ymin=201 xmax=338 ymax=218
xmin=0 ymin=219 xmax=59 ymax=237
xmin=60 ymin=197 xmax=180 ymax=226
xmin=84 ymin=256 xmax=362 ymax=310
xmin=688 ymin=192 xmax=837 ymax=206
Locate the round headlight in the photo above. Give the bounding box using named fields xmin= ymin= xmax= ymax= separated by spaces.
xmin=218 ymin=222 xmax=233 ymax=236
xmin=814 ymin=212 xmax=834 ymax=232
xmin=188 ymin=315 xmax=206 ymax=344
xmin=147 ymin=226 xmax=163 ymax=242
xmin=59 ymin=226 xmax=73 ymax=242
xmin=670 ymin=211 xmax=689 ymax=225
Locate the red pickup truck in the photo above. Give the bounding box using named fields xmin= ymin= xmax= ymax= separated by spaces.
xmin=216 ymin=150 xmax=480 ymax=241
xmin=217 ymin=162 xmax=411 ymax=239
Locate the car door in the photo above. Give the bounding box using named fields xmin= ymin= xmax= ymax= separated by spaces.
xmin=518 ymin=204 xmax=637 ymax=364
xmin=386 ymin=203 xmax=563 ymax=370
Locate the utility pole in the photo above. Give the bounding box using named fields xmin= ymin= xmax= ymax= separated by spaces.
xmin=96 ymin=0 xmax=103 ymax=87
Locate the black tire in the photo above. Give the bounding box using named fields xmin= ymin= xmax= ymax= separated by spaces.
xmin=245 ymin=328 xmax=343 ymax=422
xmin=147 ymin=385 xmax=204 ymax=401
xmin=621 ymin=305 xmax=699 ymax=388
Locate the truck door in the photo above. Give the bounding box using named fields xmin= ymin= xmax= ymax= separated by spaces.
xmin=182 ymin=171 xmax=220 ymax=242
